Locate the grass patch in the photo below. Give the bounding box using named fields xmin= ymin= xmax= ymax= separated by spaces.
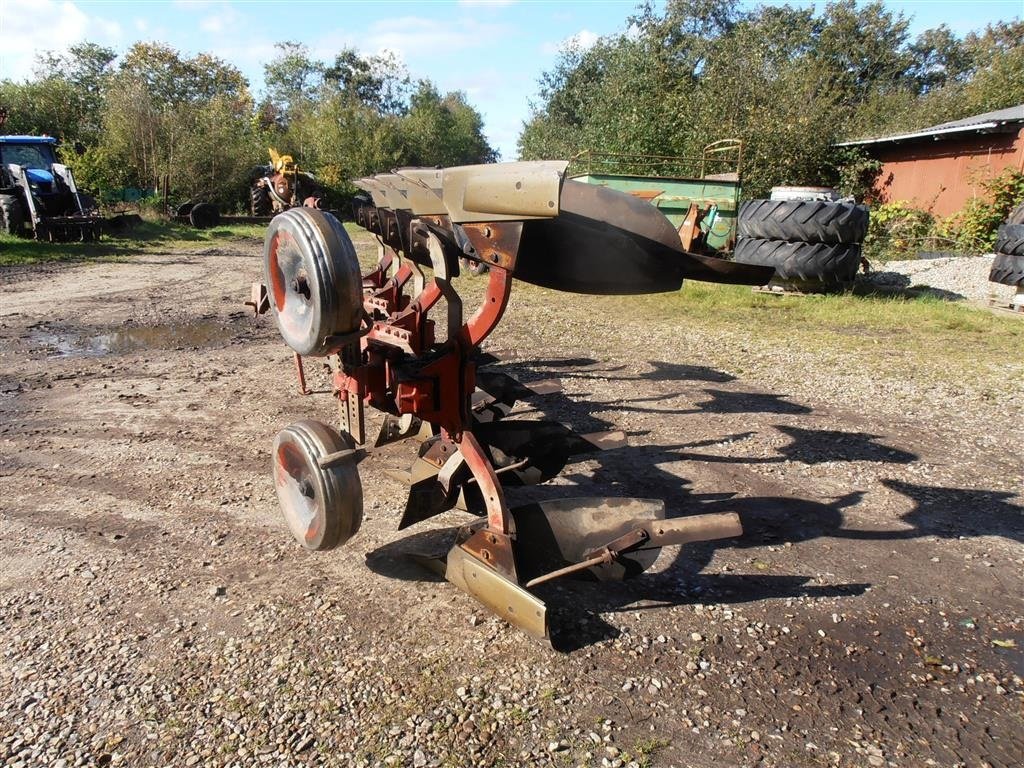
xmin=596 ymin=281 xmax=1022 ymax=358
xmin=491 ymin=276 xmax=1021 ymax=389
xmin=634 ymin=736 xmax=672 ymax=767
xmin=0 ymin=219 xmax=265 ymax=266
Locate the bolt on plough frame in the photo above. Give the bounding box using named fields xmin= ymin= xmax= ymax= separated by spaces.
xmin=254 ymin=161 xmax=775 ymax=645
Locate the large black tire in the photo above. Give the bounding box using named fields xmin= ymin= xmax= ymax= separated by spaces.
xmin=0 ymin=193 xmax=25 ymax=236
xmin=189 ymin=202 xmax=220 ymax=229
xmin=1006 ymin=202 xmax=1024 ymax=225
xmin=989 ymin=252 xmax=1024 ymax=286
xmin=994 ymin=223 xmax=1024 ymax=256
xmin=733 ymin=237 xmax=862 ymax=281
xmin=738 ymin=199 xmax=869 ymax=244
xmin=251 ymin=183 xmax=272 ymax=216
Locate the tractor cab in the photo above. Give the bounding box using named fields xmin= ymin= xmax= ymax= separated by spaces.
xmin=0 ymin=135 xmax=59 ymax=168
xmin=1 ymin=136 xmax=60 ymax=196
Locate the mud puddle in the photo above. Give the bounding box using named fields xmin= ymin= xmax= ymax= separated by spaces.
xmin=29 ymin=320 xmax=233 ymax=357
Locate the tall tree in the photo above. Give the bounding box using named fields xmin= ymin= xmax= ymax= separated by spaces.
xmin=262 ymin=42 xmax=323 ymax=126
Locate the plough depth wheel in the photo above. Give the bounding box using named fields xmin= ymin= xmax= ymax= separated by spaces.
xmin=264 ymin=208 xmax=363 ymax=356
xmin=272 ymin=419 xmax=363 ymax=551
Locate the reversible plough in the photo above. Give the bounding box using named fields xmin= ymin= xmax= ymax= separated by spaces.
xmin=254 ymin=161 xmax=775 ymax=643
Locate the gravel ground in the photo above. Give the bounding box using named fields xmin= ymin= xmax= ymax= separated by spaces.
xmin=1 ymin=239 xmax=1022 ymax=768
xmin=863 ymin=254 xmax=1018 ymax=304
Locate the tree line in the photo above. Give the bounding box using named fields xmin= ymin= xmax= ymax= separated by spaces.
xmin=518 ymin=0 xmax=1024 ymax=199
xmin=0 ymin=41 xmax=496 ymax=209
xmin=1 ymin=1 xmax=1021 ymax=211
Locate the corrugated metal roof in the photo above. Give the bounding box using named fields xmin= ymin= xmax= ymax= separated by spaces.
xmin=836 ymin=104 xmax=1024 ymax=147
xmin=927 ymin=105 xmax=1024 ymax=131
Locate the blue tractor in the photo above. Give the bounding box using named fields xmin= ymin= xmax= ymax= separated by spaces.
xmin=0 ymin=135 xmax=102 ymax=241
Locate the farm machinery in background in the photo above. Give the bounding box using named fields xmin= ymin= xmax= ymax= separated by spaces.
xmin=460 ymin=140 xmax=744 ymax=276
xmin=0 ymin=135 xmax=103 ymax=241
xmin=252 ymin=160 xmax=777 ymax=644
xmin=463 ymin=141 xmax=871 ymax=292
xmin=250 ymin=148 xmax=324 ymax=216
xmin=166 ymin=148 xmax=326 ymax=229
xmin=570 ymin=139 xmax=745 ymax=254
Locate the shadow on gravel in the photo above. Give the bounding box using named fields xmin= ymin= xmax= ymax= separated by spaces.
xmin=584 ymin=389 xmax=813 ymax=417
xmin=363 ymin=463 xmax=1020 ymax=651
xmin=494 ymin=359 xmax=737 ymax=386
xmin=363 ymin=516 xmax=871 ymax=652
xmin=540 ymin=573 xmax=871 ymax=652
xmin=666 ymin=426 xmax=918 ymax=466
xmin=362 ymin=356 xmax=1014 ymax=651
xmin=692 ymin=388 xmax=811 ymax=415
xmin=873 ymin=479 xmax=1023 ymax=543
xmin=503 ymin=357 xmax=808 ymax=417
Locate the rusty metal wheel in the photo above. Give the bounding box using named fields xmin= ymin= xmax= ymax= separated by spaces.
xmin=264 ymin=208 xmax=362 ymax=356
xmin=272 ymin=420 xmax=363 ymax=551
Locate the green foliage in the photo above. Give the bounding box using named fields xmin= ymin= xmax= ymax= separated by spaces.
xmin=263 ymin=46 xmax=495 ymax=203
xmin=864 ymin=170 xmax=1024 ymax=259
xmin=862 ymin=201 xmax=938 ymax=261
xmin=0 ymin=39 xmax=494 ymax=213
xmin=520 ymin=0 xmax=1024 ymax=197
xmin=935 ymin=169 xmax=1024 ymax=252
xmin=831 ymin=147 xmax=883 ymax=200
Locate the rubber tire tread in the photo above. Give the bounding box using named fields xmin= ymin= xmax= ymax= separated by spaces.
xmin=738 ymin=199 xmax=869 ymax=244
xmin=251 ymin=184 xmax=272 ymax=216
xmin=994 ymin=223 xmax=1024 ymax=256
xmin=989 ymin=252 xmax=1024 ymax=286
xmin=0 ymin=193 xmax=24 ymax=236
xmin=1006 ymin=202 xmax=1024 ymax=225
xmin=733 ymin=237 xmax=862 ymax=281
xmin=189 ymin=202 xmax=220 ymax=229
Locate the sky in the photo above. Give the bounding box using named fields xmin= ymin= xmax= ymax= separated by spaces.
xmin=0 ymin=0 xmax=1021 ymax=159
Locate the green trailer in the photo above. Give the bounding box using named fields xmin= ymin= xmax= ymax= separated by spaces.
xmin=568 ymin=139 xmax=742 ymax=253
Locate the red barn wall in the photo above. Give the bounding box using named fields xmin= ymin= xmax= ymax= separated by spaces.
xmin=868 ymin=127 xmax=1023 ymax=217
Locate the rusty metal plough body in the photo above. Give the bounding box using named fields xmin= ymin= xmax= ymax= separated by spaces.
xmin=257 ymin=161 xmax=774 ymax=643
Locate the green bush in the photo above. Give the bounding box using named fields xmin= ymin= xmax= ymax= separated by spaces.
xmin=934 ymin=169 xmax=1024 ymax=252
xmin=865 ymin=170 xmax=1024 ymax=261
xmin=862 ymin=201 xmax=938 ymax=261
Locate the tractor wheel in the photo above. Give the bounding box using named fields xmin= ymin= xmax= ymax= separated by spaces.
xmin=1006 ymin=202 xmax=1024 ymax=226
xmin=989 ymin=252 xmax=1024 ymax=286
xmin=0 ymin=194 xmax=25 ymax=236
xmin=264 ymin=208 xmax=363 ymax=356
xmin=733 ymin=237 xmax=862 ymax=282
xmin=738 ymin=199 xmax=869 ymax=244
xmin=272 ymin=419 xmax=363 ymax=551
xmin=189 ymin=202 xmax=220 ymax=229
xmin=251 ymin=183 xmax=272 ymax=216
xmin=994 ymin=223 xmax=1024 ymax=257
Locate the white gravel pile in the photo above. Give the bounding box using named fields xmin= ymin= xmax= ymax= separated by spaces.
xmin=866 ymin=254 xmax=1016 ymax=303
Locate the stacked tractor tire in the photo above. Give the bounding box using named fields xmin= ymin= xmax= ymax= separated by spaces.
xmin=734 ymin=189 xmax=870 ymax=288
xmin=989 ymin=203 xmax=1024 ymax=308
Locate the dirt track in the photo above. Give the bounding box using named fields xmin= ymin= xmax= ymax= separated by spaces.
xmin=1 ymin=235 xmax=1022 ymax=768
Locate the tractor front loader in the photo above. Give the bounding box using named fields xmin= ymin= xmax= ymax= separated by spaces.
xmin=0 ymin=135 xmax=102 ymax=241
